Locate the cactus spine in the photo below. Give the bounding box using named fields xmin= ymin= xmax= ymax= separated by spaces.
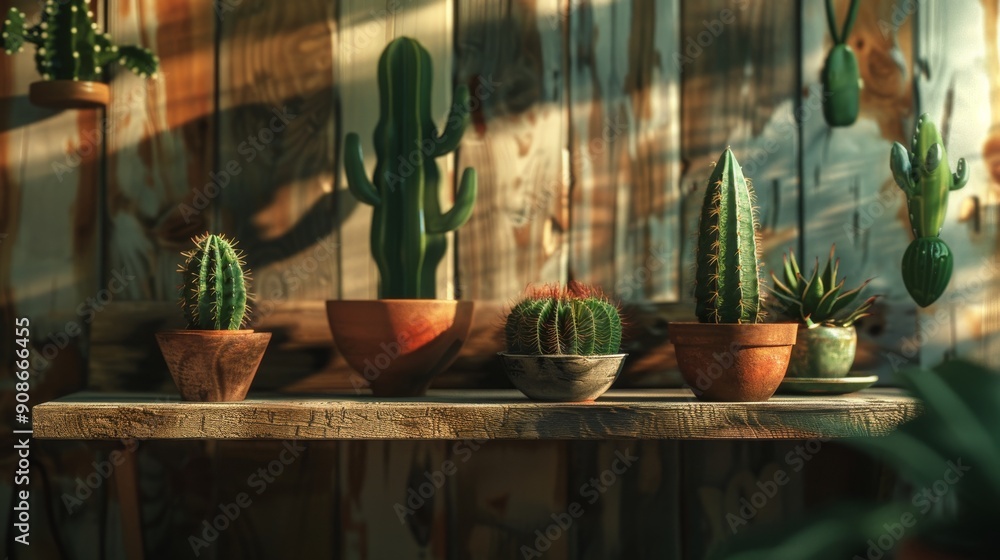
xmin=821 ymin=0 xmax=861 ymax=127
xmin=504 ymin=283 xmax=622 ymax=356
xmin=695 ymin=148 xmax=765 ymax=324
xmin=889 ymin=113 xmax=968 ymax=307
xmin=344 ymin=37 xmax=477 ymax=299
xmin=1 ymin=0 xmax=158 ymax=82
xmin=179 ymin=234 xmax=249 ymax=331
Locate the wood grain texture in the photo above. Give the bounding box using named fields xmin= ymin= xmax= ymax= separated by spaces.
xmin=568 ymin=0 xmax=681 ymax=302
xmin=453 ymin=0 xmax=568 ymax=300
xmin=33 ymin=389 xmax=920 ymax=440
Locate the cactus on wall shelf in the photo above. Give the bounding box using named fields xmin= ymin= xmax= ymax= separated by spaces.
xmin=344 ymin=36 xmax=477 ymax=299
xmin=179 ymin=234 xmax=250 ymax=331
xmin=1 ymin=0 xmax=158 ymax=82
xmin=889 ymin=113 xmax=968 ymax=307
xmin=694 ymin=148 xmax=766 ymax=324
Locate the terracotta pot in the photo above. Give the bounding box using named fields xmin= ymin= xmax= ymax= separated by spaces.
xmin=156 ymin=330 xmax=271 ymax=402
xmin=897 ymin=538 xmax=968 ymax=560
xmin=499 ymin=353 xmax=626 ymax=402
xmin=668 ymin=322 xmax=797 ymax=402
xmin=326 ymin=300 xmax=474 ymax=397
xmin=786 ymin=325 xmax=857 ymax=378
xmin=29 ymin=80 xmax=110 ymax=109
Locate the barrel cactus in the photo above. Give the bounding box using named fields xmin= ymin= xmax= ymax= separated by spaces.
xmin=179 ymin=234 xmax=249 ymax=330
xmin=821 ymin=0 xmax=861 ymax=127
xmin=1 ymin=0 xmax=158 ymax=81
xmin=770 ymin=245 xmax=878 ymax=328
xmin=889 ymin=113 xmax=968 ymax=307
xmin=504 ymin=283 xmax=622 ymax=356
xmin=695 ymin=148 xmax=765 ymax=324
xmin=344 ymin=37 xmax=477 ymax=299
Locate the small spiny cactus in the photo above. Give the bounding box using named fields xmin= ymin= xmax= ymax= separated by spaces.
xmin=504 ymin=283 xmax=622 ymax=356
xmin=1 ymin=0 xmax=158 ymax=82
xmin=694 ymin=148 xmax=765 ymax=324
xmin=178 ymin=234 xmax=250 ymax=330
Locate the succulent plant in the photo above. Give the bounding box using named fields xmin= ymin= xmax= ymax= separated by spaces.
xmin=821 ymin=0 xmax=861 ymax=127
xmin=1 ymin=0 xmax=158 ymax=82
xmin=504 ymin=283 xmax=622 ymax=356
xmin=769 ymin=244 xmax=877 ymax=328
xmin=694 ymin=148 xmax=765 ymax=324
xmin=344 ymin=36 xmax=477 ymax=299
xmin=178 ymin=234 xmax=249 ymax=331
xmin=889 ymin=113 xmax=968 ymax=307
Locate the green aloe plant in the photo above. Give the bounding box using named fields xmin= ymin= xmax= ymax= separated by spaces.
xmin=769 ymin=245 xmax=878 ymax=328
xmin=179 ymin=234 xmax=249 ymax=330
xmin=344 ymin=37 xmax=477 ymax=299
xmin=695 ymin=148 xmax=765 ymax=324
xmin=504 ymin=283 xmax=622 ymax=356
xmin=821 ymin=0 xmax=861 ymax=127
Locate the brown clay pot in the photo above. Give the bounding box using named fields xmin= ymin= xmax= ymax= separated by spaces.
xmin=156 ymin=330 xmax=271 ymax=402
xmin=668 ymin=322 xmax=797 ymax=402
xmin=29 ymin=80 xmax=110 ymax=109
xmin=326 ymin=300 xmax=474 ymax=397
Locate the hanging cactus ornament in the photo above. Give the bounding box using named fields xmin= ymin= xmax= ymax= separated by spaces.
xmin=821 ymin=0 xmax=862 ymax=127
xmin=1 ymin=0 xmax=158 ymax=82
xmin=179 ymin=234 xmax=250 ymax=331
xmin=344 ymin=37 xmax=477 ymax=299
xmin=889 ymin=113 xmax=968 ymax=307
xmin=695 ymin=148 xmax=766 ymax=324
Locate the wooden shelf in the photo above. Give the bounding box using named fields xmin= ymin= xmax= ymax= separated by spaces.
xmin=32 ymin=389 xmax=920 ymax=440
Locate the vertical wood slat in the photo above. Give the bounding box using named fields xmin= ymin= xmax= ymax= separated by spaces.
xmin=454 ymin=0 xmax=568 ymax=301
xmin=568 ymin=0 xmax=681 ymax=303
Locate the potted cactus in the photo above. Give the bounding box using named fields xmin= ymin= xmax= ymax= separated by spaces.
xmin=156 ymin=234 xmax=270 ymax=402
xmin=769 ymin=244 xmax=879 ymax=379
xmin=326 ymin=37 xmax=477 ymax=397
xmin=499 ymin=283 xmax=625 ymax=402
xmin=1 ymin=0 xmax=158 ymax=109
xmin=667 ymin=148 xmax=797 ymax=402
xmin=821 ymin=0 xmax=861 ymax=127
xmin=890 ymin=113 xmax=968 ymax=307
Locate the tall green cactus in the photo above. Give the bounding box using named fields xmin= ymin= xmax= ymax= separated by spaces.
xmin=179 ymin=234 xmax=249 ymax=331
xmin=889 ymin=113 xmax=968 ymax=307
xmin=821 ymin=0 xmax=861 ymax=127
xmin=695 ymin=148 xmax=765 ymax=324
xmin=344 ymin=37 xmax=477 ymax=299
xmin=504 ymin=283 xmax=622 ymax=356
xmin=1 ymin=0 xmax=158 ymax=82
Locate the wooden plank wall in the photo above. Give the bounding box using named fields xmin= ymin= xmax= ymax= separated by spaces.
xmin=3 ymin=0 xmax=1000 ymax=559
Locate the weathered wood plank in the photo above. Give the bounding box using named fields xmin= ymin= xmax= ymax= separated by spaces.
xmin=34 ymin=389 xmax=920 ymax=440
xmin=568 ymin=0 xmax=681 ymax=302
xmin=454 ymin=0 xmax=568 ymax=300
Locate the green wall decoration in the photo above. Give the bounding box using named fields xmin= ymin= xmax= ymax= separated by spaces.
xmin=821 ymin=0 xmax=861 ymax=127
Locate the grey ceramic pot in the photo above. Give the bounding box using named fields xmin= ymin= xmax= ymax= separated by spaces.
xmin=499 ymin=353 xmax=627 ymax=402
xmin=785 ymin=325 xmax=857 ymax=378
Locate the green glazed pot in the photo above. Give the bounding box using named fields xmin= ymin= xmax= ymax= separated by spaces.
xmin=785 ymin=325 xmax=857 ymax=379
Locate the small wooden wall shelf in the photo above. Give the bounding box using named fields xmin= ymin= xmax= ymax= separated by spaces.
xmin=34 ymin=389 xmax=919 ymax=440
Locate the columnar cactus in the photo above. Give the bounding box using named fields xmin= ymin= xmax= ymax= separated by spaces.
xmin=344 ymin=37 xmax=477 ymax=299
xmin=1 ymin=0 xmax=158 ymax=82
xmin=822 ymin=0 xmax=861 ymax=127
xmin=695 ymin=148 xmax=765 ymax=324
xmin=889 ymin=113 xmax=968 ymax=307
xmin=504 ymin=283 xmax=622 ymax=356
xmin=179 ymin=234 xmax=249 ymax=331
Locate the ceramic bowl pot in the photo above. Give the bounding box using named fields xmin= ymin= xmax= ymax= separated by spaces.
xmin=785 ymin=325 xmax=857 ymax=378
xmin=29 ymin=80 xmax=110 ymax=109
xmin=156 ymin=330 xmax=271 ymax=402
xmin=499 ymin=353 xmax=627 ymax=402
xmin=668 ymin=322 xmax=797 ymax=402
xmin=325 ymin=300 xmax=474 ymax=397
